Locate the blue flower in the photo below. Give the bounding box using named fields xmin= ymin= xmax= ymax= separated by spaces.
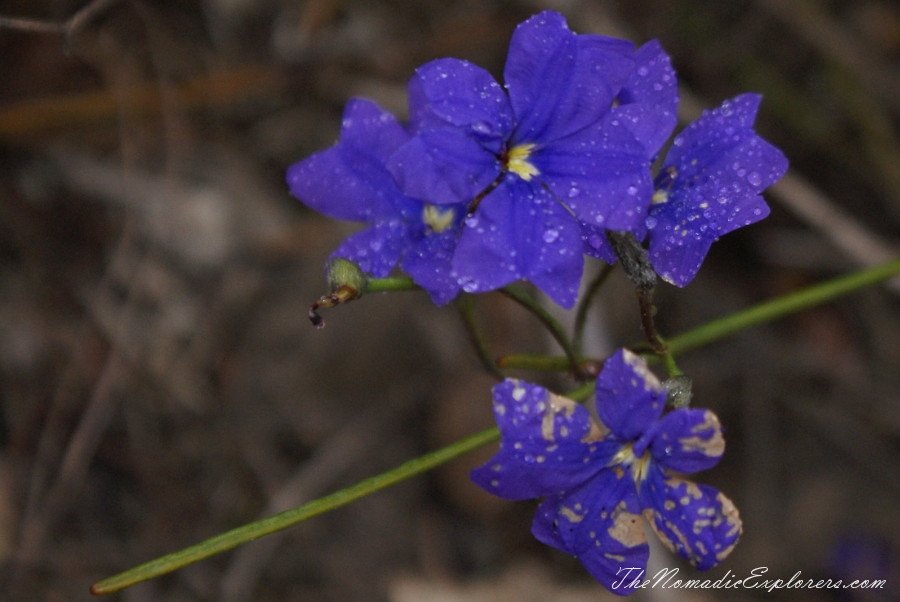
xmin=471 ymin=349 xmax=741 ymax=595
xmin=388 ymin=11 xmax=658 ymax=308
xmin=286 ymin=98 xmax=465 ymax=305
xmin=645 ymin=94 xmax=789 ymax=286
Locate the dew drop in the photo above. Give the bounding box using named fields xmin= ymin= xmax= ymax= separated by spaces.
xmin=747 ymin=171 xmax=762 ymax=187
xmin=472 ymin=121 xmax=491 ymax=135
xmin=542 ymin=229 xmax=560 ymax=243
xmin=645 ymin=216 xmax=658 ymax=229
xmin=459 ymin=277 xmax=480 ymax=293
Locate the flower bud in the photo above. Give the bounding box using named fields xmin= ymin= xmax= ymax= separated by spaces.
xmin=308 ymin=259 xmax=368 ymax=328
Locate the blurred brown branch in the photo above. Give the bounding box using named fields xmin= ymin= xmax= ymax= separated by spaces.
xmin=0 ymin=66 xmax=285 ymax=141
xmin=0 ymin=0 xmax=121 ymax=42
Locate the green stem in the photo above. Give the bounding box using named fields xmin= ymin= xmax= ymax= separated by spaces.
xmin=92 ymin=258 xmax=900 ymax=595
xmin=499 ymin=284 xmax=586 ymax=380
xmin=497 ymin=353 xmax=572 ymax=372
xmin=455 ymin=295 xmax=504 ymax=380
xmin=573 ymin=263 xmax=615 ymax=355
xmin=667 ymin=258 xmax=900 ymax=355
xmin=366 ymin=275 xmax=418 ymax=293
xmin=500 ymin=258 xmax=900 ymax=372
xmin=90 ymin=426 xmax=500 ymax=595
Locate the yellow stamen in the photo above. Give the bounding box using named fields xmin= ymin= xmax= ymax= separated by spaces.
xmin=652 ymin=189 xmax=669 ymax=205
xmin=506 ymin=143 xmax=540 ymax=181
xmin=422 ymin=204 xmax=455 ymax=234
xmin=611 ymin=443 xmax=652 ymax=484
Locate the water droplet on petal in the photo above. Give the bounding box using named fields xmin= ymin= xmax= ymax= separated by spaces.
xmin=747 ymin=171 xmax=762 ymax=187
xmin=472 ymin=121 xmax=491 ymax=135
xmin=542 ymin=229 xmax=560 ymax=243
xmin=459 ymin=277 xmax=480 ymax=293
xmin=645 ymin=216 xmax=658 ymax=229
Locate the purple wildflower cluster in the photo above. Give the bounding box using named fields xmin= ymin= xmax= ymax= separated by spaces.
xmin=471 ymin=350 xmax=741 ymax=595
xmin=286 ymin=10 xmax=787 ymax=595
xmin=287 ymin=10 xmax=787 ymax=307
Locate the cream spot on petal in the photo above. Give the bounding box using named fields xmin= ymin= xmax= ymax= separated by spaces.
xmin=621 ymin=349 xmax=663 ymax=392
xmin=607 ymin=501 xmax=647 ymax=548
xmin=678 ymin=412 xmax=725 ymax=457
xmin=511 ymin=383 xmax=527 ymax=402
xmin=560 ymin=506 xmax=585 ymax=523
xmin=717 ymin=492 xmax=743 ymax=541
xmin=540 ymin=392 xmax=581 ymax=442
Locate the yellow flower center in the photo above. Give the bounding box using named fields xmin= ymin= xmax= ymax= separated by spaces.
xmin=422 ymin=204 xmax=456 ymax=234
xmin=506 ymin=143 xmax=540 ymax=181
xmin=611 ymin=443 xmax=652 ymax=484
xmin=652 ymin=189 xmax=669 ymax=205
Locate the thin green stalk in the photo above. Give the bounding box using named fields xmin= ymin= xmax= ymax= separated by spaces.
xmin=366 ymin=275 xmax=418 ymax=293
xmin=93 ymin=258 xmax=900 ymax=596
xmin=500 ymin=258 xmax=900 ymax=371
xmin=667 ymin=258 xmax=900 ymax=355
xmin=455 ymin=295 xmax=504 ymax=380
xmin=573 ymin=263 xmax=615 ymax=355
xmin=499 ymin=284 xmax=587 ymax=380
xmin=497 ymin=353 xmax=573 ymax=372
xmin=91 ymin=426 xmax=500 ymax=595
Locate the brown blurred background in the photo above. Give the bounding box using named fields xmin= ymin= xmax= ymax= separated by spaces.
xmin=0 ymin=1 xmax=899 ymax=600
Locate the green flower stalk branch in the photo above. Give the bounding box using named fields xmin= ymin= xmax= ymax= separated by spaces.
xmin=498 ymin=284 xmax=588 ymax=380
xmin=454 ymin=294 xmax=505 ymax=380
xmin=497 ymin=257 xmax=900 ymax=372
xmin=572 ymin=263 xmax=615 ymax=356
xmin=665 ymin=257 xmax=900 ymax=355
xmin=91 ymin=256 xmax=900 ymax=596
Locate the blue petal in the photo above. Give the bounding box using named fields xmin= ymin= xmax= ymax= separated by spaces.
xmin=645 ymin=201 xmax=716 ymax=286
xmin=532 ymin=468 xmax=650 ymax=595
xmin=338 ymin=98 xmax=411 ymax=163
xmin=581 ymin=224 xmax=616 ymax=264
xmin=451 ymin=177 xmax=584 ymax=308
xmin=612 ymin=39 xmax=679 ymax=160
xmin=595 ymin=349 xmax=666 ymax=441
xmin=647 ymin=95 xmax=787 ymax=286
xmin=505 ymin=11 xmax=633 ymax=144
xmin=329 ymin=221 xmax=407 ymax=277
xmin=535 ymin=118 xmax=652 ymax=232
xmin=388 ymin=127 xmax=500 ymax=206
xmin=641 ymin=473 xmax=743 ymax=570
xmin=650 ymin=409 xmax=725 ymax=474
xmin=658 ymin=93 xmax=787 ymax=234
xmin=286 ymin=99 xmax=410 ymax=222
xmin=407 ymin=58 xmax=513 ymax=150
xmin=471 ymin=379 xmax=615 ymax=500
xmin=402 ymin=227 xmax=462 ymax=305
